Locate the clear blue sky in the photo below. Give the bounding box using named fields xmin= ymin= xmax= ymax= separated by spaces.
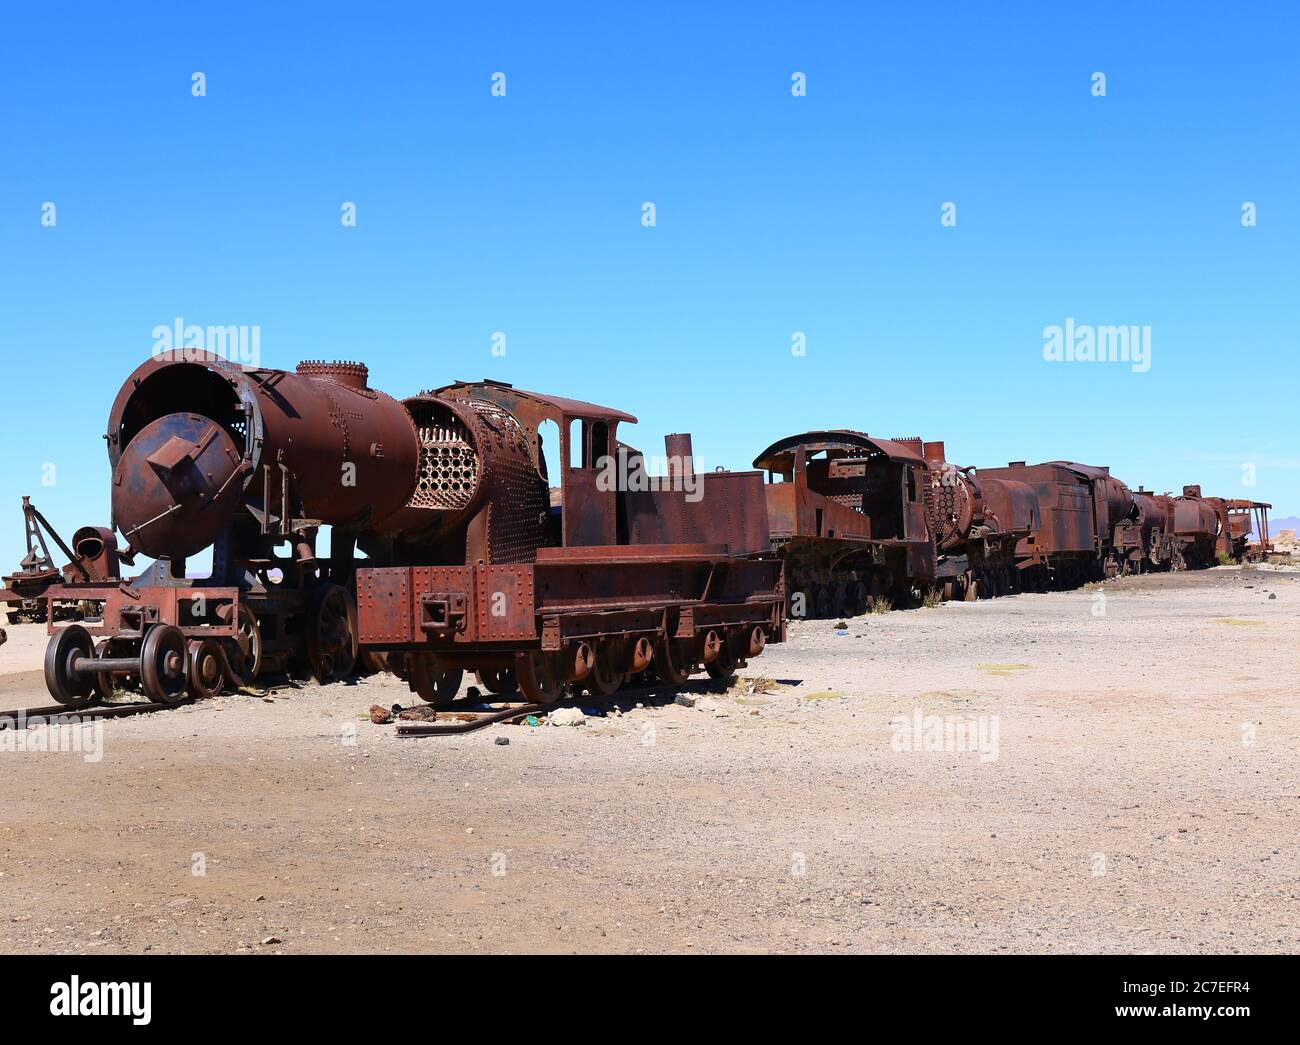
xmin=1 ymin=1 xmax=1297 ymax=571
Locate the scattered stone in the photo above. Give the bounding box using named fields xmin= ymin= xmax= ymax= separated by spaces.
xmin=548 ymin=707 xmax=586 ymax=727
xmin=261 ymin=936 xmax=282 ymax=946
xmin=494 ymin=736 xmax=510 ymax=746
xmin=675 ymin=693 xmax=697 ymax=708
xmin=1269 ymin=593 xmax=1277 ymax=600
xmin=398 ymin=705 xmax=436 ymax=722
xmin=369 ymin=705 xmax=392 ymax=725
xmin=697 ymin=697 xmax=719 ymax=713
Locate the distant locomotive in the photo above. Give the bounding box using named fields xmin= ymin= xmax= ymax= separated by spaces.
xmin=27 ymin=352 xmax=784 ymax=706
xmin=747 ymin=433 xmax=1273 ymax=617
xmin=752 ymin=431 xmax=933 ymax=615
xmin=920 ymin=442 xmax=1039 ymax=600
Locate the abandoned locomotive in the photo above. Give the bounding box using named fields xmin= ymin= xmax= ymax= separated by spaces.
xmin=17 ymin=352 xmax=785 ymax=706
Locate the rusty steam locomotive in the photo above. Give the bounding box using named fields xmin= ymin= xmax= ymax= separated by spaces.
xmin=2 ymin=352 xmax=1276 ymax=705
xmin=751 ymin=431 xmax=1273 ymax=612
xmin=7 ymin=352 xmax=784 ymax=706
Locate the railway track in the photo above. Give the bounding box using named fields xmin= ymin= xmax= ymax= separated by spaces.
xmin=393 ymin=679 xmax=719 ymax=737
xmin=0 ymin=698 xmax=193 ymax=730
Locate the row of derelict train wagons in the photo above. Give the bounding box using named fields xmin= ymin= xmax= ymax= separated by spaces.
xmin=0 ymin=353 xmax=1276 ymax=709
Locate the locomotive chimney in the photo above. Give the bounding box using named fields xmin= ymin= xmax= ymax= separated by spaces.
xmin=665 ymin=433 xmax=694 ymax=478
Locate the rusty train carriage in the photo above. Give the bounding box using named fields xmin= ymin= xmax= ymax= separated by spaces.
xmin=752 ymin=431 xmax=934 ymax=617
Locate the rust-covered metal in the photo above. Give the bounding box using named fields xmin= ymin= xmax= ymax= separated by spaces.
xmin=921 ymin=442 xmax=1039 ymax=599
xmin=973 ymin=460 xmax=1132 ymax=586
xmin=753 ymin=430 xmax=934 ymax=616
xmin=1172 ymin=484 xmax=1221 ymax=568
xmin=1115 ymin=488 xmax=1179 ymax=572
xmin=1222 ymin=499 xmax=1272 ymax=561
xmin=29 ymin=359 xmax=784 ymax=706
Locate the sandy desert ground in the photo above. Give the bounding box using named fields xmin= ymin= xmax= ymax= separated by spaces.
xmin=1 ymin=565 xmax=1297 ymax=954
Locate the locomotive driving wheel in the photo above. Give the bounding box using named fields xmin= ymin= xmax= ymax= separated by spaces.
xmin=515 ymin=651 xmax=563 ymax=704
xmin=220 ymin=602 xmax=262 ymax=687
xmin=652 ymin=636 xmax=694 ymax=687
xmin=843 ymin=580 xmax=867 ymax=616
xmin=705 ymin=635 xmax=739 ymax=683
xmin=585 ymin=644 xmax=626 ymax=696
xmin=407 ymin=652 xmax=464 ymax=708
xmin=475 ymin=666 xmax=518 ymax=695
xmin=305 ymin=583 xmax=358 ymax=683
xmin=187 ymin=638 xmax=226 ymax=699
xmin=140 ymin=624 xmax=189 ymax=703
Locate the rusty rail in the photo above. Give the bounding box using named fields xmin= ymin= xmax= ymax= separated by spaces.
xmin=0 ymin=698 xmax=193 ymax=730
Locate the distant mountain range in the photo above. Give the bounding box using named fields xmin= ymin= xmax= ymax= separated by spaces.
xmin=1264 ymin=516 xmax=1300 ymax=538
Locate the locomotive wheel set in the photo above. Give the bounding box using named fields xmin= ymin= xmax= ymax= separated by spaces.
xmin=1 ymin=350 xmax=1276 ymax=711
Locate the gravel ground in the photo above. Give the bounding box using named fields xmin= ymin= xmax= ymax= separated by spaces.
xmin=1 ymin=565 xmax=1297 ymax=954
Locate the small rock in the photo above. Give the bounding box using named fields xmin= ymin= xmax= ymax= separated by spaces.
xmin=261 ymin=936 xmax=281 ymax=946
xmin=494 ymin=736 xmax=510 ymax=746
xmin=398 ymin=705 xmax=436 ymax=721
xmin=369 ymin=705 xmax=392 ymax=725
xmin=697 ymin=697 xmax=719 ymax=713
xmin=548 ymin=707 xmax=586 ymax=727
xmin=675 ymin=693 xmax=697 ymax=708
xmin=1269 ymin=593 xmax=1277 ymax=600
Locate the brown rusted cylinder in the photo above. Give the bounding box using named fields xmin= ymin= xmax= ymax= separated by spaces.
xmin=665 ymin=433 xmax=694 ymax=478
xmin=922 ymin=441 xmax=946 ymax=466
xmin=748 ymin=626 xmax=766 ymax=657
xmin=106 ymin=352 xmax=425 ymax=560
xmin=1094 ymin=475 xmax=1135 ymax=530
